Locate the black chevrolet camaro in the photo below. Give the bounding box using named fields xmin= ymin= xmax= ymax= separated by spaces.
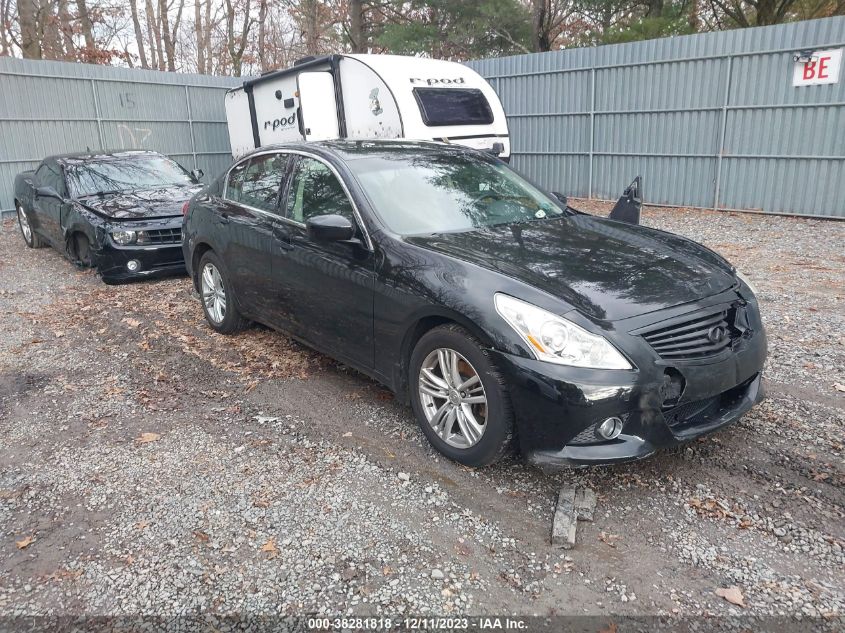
xmin=183 ymin=140 xmax=767 ymax=468
xmin=14 ymin=150 xmax=203 ymax=283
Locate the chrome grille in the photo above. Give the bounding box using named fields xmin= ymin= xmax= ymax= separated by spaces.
xmin=641 ymin=306 xmax=735 ymax=360
xmin=139 ymin=228 xmax=182 ymax=245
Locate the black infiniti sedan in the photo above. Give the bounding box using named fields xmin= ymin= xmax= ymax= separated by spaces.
xmin=183 ymin=140 xmax=767 ymax=468
xmin=14 ymin=150 xmax=203 ymax=283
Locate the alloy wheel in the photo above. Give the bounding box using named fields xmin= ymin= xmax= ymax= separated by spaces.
xmin=201 ymin=262 xmax=227 ymax=324
xmin=418 ymin=348 xmax=488 ymax=449
xmin=17 ymin=205 xmax=32 ymax=244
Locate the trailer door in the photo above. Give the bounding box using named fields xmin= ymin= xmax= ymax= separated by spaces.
xmin=297 ymin=72 xmax=340 ymax=141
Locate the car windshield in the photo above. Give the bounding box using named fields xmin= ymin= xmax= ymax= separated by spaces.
xmin=65 ymin=154 xmax=193 ymax=197
xmin=347 ymin=151 xmax=566 ymax=236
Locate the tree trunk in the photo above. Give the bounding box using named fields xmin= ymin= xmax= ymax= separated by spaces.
xmin=258 ymin=0 xmax=268 ymax=71
xmin=144 ymin=0 xmax=159 ymax=68
xmin=349 ymin=0 xmax=365 ymax=53
xmin=530 ymin=0 xmax=548 ymax=52
xmin=75 ymin=0 xmax=96 ymax=52
xmin=57 ymin=0 xmax=76 ymax=59
xmin=18 ymin=0 xmax=42 ymax=58
xmin=130 ymin=0 xmax=149 ymax=68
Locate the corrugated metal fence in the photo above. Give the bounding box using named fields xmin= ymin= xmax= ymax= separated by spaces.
xmin=468 ymin=17 xmax=845 ymax=218
xmin=0 ymin=57 xmax=240 ymax=214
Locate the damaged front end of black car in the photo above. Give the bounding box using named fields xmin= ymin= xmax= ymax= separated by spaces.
xmin=14 ymin=151 xmax=203 ymax=284
xmin=74 ymin=187 xmax=200 ymax=283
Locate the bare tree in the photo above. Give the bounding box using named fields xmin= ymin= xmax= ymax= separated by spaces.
xmin=225 ymin=0 xmax=252 ymax=76
xmin=75 ymin=0 xmax=96 ymax=53
xmin=18 ymin=0 xmax=41 ymax=58
xmin=129 ymin=0 xmax=149 ymax=67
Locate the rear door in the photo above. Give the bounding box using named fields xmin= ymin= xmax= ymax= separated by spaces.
xmin=271 ymin=154 xmax=375 ymax=368
xmin=216 ymin=152 xmax=288 ymax=317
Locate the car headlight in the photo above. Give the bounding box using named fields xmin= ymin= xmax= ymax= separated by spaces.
xmin=494 ymin=294 xmax=632 ymax=370
xmin=112 ymin=230 xmax=136 ymax=245
xmin=735 ymin=270 xmax=758 ymax=295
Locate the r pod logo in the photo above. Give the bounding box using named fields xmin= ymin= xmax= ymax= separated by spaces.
xmin=410 ymin=77 xmax=467 ymax=86
xmin=265 ymin=113 xmax=297 ymax=131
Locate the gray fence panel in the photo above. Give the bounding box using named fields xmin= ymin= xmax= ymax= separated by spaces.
xmin=0 ymin=57 xmax=241 ymax=214
xmin=469 ymin=16 xmax=845 ymax=218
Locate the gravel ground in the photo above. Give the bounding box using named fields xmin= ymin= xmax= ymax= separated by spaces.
xmin=0 ymin=205 xmax=843 ymax=628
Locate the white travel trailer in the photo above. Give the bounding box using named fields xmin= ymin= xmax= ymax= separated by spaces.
xmin=224 ymin=54 xmax=510 ymax=160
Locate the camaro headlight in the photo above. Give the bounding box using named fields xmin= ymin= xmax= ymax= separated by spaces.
xmin=735 ymin=270 xmax=758 ymax=295
xmin=494 ymin=294 xmax=632 ymax=370
xmin=111 ymin=230 xmax=136 ymax=245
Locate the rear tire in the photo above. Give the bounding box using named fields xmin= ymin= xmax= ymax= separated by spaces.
xmin=16 ymin=203 xmax=45 ymax=248
xmin=409 ymin=324 xmax=514 ymax=467
xmin=198 ymin=251 xmax=249 ymax=334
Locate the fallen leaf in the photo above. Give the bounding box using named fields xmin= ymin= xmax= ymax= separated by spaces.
xmin=135 ymin=520 xmax=150 ymax=530
xmin=135 ymin=432 xmax=160 ymax=444
xmin=598 ymin=531 xmax=620 ymax=547
xmin=715 ymin=585 xmax=745 ymax=607
xmin=16 ymin=535 xmax=35 ymax=549
xmin=261 ymin=537 xmax=278 ymax=558
xmin=342 ymin=432 xmax=352 ymax=437
xmin=598 ymin=623 xmax=618 ymax=633
xmin=194 ymin=530 xmax=210 ymax=543
xmin=122 ymin=317 xmax=142 ymax=328
xmin=833 ymin=383 xmax=845 ymax=393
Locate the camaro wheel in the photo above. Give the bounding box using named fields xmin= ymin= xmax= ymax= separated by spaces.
xmin=198 ymin=251 xmax=248 ymax=334
xmin=16 ymin=203 xmax=44 ymax=248
xmin=410 ymin=324 xmax=514 ymax=467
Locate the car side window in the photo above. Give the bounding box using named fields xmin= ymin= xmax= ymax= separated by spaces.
xmin=35 ymin=165 xmax=67 ymax=196
xmin=224 ymin=160 xmax=249 ymax=203
xmin=45 ymin=166 xmax=67 ymax=196
xmin=284 ymin=157 xmax=355 ymax=224
xmin=240 ymin=153 xmax=287 ymax=213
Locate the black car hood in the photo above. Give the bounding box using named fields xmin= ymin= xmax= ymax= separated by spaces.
xmin=406 ymin=214 xmax=736 ymax=322
xmin=78 ymin=185 xmax=203 ymax=220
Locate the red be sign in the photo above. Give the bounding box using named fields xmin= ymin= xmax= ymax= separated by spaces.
xmin=793 ymin=48 xmax=843 ymax=86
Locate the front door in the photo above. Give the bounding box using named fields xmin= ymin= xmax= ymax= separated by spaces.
xmin=33 ymin=164 xmax=69 ymax=247
xmin=271 ymin=155 xmax=375 ymax=369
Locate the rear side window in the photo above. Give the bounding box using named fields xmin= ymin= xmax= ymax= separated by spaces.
xmin=241 ymin=153 xmax=287 ymax=212
xmin=225 ymin=154 xmax=287 ymax=213
xmin=225 ymin=161 xmax=248 ymax=202
xmin=413 ymin=88 xmax=494 ymax=127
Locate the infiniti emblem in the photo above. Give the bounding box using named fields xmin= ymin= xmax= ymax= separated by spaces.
xmin=707 ymin=326 xmax=727 ymax=344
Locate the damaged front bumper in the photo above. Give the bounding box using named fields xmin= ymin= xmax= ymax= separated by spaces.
xmin=492 ymin=292 xmax=768 ymax=468
xmin=92 ymin=218 xmax=186 ymax=283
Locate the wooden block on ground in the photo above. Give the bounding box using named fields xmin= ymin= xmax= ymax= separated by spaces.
xmin=574 ymin=487 xmax=597 ymax=522
xmin=551 ymin=487 xmax=577 ymax=549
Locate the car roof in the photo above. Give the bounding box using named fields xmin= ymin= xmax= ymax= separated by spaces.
xmin=49 ymin=150 xmax=164 ymax=165
xmin=246 ymin=139 xmax=486 ymax=162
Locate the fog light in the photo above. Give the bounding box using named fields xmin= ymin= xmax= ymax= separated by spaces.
xmin=127 ymin=259 xmax=141 ymax=272
xmin=598 ymin=416 xmax=623 ymax=440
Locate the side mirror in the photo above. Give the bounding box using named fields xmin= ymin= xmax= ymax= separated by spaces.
xmin=35 ymin=186 xmax=63 ymax=201
xmin=190 ymin=168 xmax=204 ymax=183
xmin=551 ymin=191 xmax=568 ymax=206
xmin=306 ymin=214 xmax=355 ymax=242
xmin=609 ymin=176 xmax=642 ymax=225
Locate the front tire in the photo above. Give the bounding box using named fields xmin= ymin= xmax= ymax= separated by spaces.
xmin=409 ymin=324 xmax=514 ymax=467
xmin=198 ymin=251 xmax=249 ymax=334
xmin=16 ymin=203 xmax=45 ymax=248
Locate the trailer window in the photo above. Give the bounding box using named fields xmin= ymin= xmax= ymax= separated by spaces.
xmin=413 ymin=88 xmax=494 ymax=127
